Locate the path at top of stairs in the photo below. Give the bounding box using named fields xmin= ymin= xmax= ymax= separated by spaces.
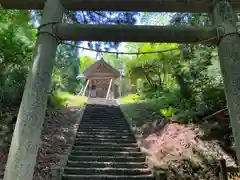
xmin=61 ymin=99 xmax=154 ymax=180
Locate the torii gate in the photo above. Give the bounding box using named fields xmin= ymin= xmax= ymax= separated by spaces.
xmin=1 ymin=0 xmax=240 ymax=179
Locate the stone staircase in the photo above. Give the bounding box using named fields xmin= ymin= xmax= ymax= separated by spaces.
xmin=61 ymin=100 xmax=154 ymax=180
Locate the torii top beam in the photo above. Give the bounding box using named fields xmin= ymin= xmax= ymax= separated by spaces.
xmin=1 ymin=0 xmax=240 ymax=12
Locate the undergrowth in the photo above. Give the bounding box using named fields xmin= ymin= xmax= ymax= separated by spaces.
xmin=48 ymin=91 xmax=87 ymax=109
xmin=119 ymin=90 xmax=238 ymax=180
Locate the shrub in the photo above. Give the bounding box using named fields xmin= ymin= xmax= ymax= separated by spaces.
xmin=120 ymin=94 xmax=141 ymax=104
xmin=48 ymin=91 xmax=87 ymax=108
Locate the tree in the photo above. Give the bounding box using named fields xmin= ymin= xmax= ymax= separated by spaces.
xmin=79 ymin=56 xmax=95 ymax=73
xmin=0 ymin=10 xmax=36 ymax=106
xmin=54 ymin=43 xmax=80 ymax=93
xmin=125 ymin=43 xmax=180 ymax=97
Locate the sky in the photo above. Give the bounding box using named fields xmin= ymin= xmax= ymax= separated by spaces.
xmin=79 ymin=12 xmax=172 ymax=59
xmin=31 ymin=11 xmax=172 ymax=59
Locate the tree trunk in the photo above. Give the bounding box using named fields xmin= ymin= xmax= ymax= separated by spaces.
xmin=143 ymin=70 xmax=154 ymax=89
xmin=213 ymin=0 xmax=240 ymax=164
xmin=3 ymin=0 xmax=64 ymax=180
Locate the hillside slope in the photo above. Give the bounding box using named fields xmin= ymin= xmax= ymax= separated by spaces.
xmin=119 ymin=101 xmax=238 ymax=180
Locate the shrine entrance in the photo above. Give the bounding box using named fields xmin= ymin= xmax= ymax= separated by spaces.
xmin=81 ymin=58 xmax=120 ymax=99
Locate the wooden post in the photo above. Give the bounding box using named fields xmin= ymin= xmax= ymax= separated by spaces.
xmin=79 ymin=87 xmax=83 ymax=95
xmin=212 ymin=0 xmax=240 ymax=164
xmin=3 ymin=0 xmax=64 ymax=180
xmin=218 ymin=159 xmax=228 ymax=180
xmin=112 ymin=78 xmax=115 ymax=99
xmin=82 ymin=79 xmax=90 ymax=96
xmin=88 ymin=79 xmax=92 ymax=97
xmin=106 ymin=78 xmax=113 ymax=99
xmin=119 ymin=54 xmax=123 ymax=97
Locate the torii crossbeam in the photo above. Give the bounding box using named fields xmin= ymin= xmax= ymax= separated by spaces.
xmin=1 ymin=0 xmax=240 ymax=180
xmin=1 ymin=0 xmax=240 ymax=12
xmin=55 ymin=24 xmax=217 ymax=43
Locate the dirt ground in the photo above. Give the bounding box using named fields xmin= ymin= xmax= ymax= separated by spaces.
xmin=0 ymin=107 xmax=82 ymax=180
xmin=137 ymin=120 xmax=238 ymax=180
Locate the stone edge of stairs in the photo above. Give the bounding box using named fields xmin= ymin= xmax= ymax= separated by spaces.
xmin=116 ymin=99 xmax=139 ymax=145
xmin=51 ymin=106 xmax=87 ymax=180
xmin=117 ymin=100 xmax=169 ymax=180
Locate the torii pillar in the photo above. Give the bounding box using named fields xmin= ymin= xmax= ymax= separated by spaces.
xmin=3 ymin=0 xmax=64 ymax=180
xmin=213 ymin=0 xmax=240 ymax=164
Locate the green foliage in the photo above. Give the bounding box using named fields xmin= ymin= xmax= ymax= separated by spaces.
xmin=48 ymin=92 xmax=69 ymax=108
xmin=54 ymin=43 xmax=80 ymax=93
xmin=48 ymin=91 xmax=87 ymax=108
xmin=0 ymin=10 xmax=35 ymax=107
xmin=123 ymin=40 xmax=224 ymax=124
xmin=201 ymin=86 xmax=226 ymax=111
xmin=79 ymin=56 xmax=95 ymax=73
xmin=160 ymin=107 xmax=177 ymax=118
xmin=125 ymin=43 xmax=180 ymax=98
xmin=120 ymin=94 xmax=141 ymax=104
xmin=0 ymin=10 xmax=85 ymax=108
xmin=103 ymin=54 xmax=121 ymax=69
xmin=119 ymin=13 xmax=225 ymax=125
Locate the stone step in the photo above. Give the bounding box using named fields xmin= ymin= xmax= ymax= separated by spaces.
xmin=82 ymin=115 xmax=124 ymax=118
xmin=79 ymin=125 xmax=129 ymax=131
xmin=83 ymin=113 xmax=123 ymax=116
xmin=82 ymin=115 xmax=124 ymax=117
xmin=62 ymin=174 xmax=154 ymax=180
xmin=64 ymin=167 xmax=151 ymax=176
xmin=84 ymin=108 xmax=121 ymax=110
xmin=61 ymin=103 xmax=154 ymax=180
xmin=80 ymin=121 xmax=127 ymax=124
xmin=74 ymin=141 xmax=137 ymax=147
xmin=72 ymin=145 xmax=140 ymax=152
xmin=83 ymin=114 xmax=123 ymax=117
xmin=77 ymin=128 xmax=131 ymax=133
xmin=74 ymin=138 xmax=136 ymax=144
xmin=70 ymin=150 xmax=143 ymax=157
xmin=68 ymin=155 xmax=146 ymax=162
xmin=77 ymin=131 xmax=133 ymax=136
xmin=84 ymin=114 xmax=124 ymax=116
xmin=82 ymin=116 xmax=124 ymax=119
xmin=79 ymin=124 xmax=127 ymax=128
xmin=67 ymin=161 xmax=148 ymax=169
xmin=76 ymin=132 xmax=133 ymax=137
xmin=75 ymin=134 xmax=135 ymax=140
xmin=80 ymin=121 xmax=126 ymax=124
xmin=79 ymin=123 xmax=129 ymax=127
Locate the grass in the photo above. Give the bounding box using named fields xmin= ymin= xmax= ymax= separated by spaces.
xmin=119 ymin=94 xmax=141 ymax=104
xmin=49 ymin=91 xmax=88 ymax=108
xmin=119 ymin=92 xmax=204 ymax=125
xmin=120 ymin=95 xmax=168 ymax=126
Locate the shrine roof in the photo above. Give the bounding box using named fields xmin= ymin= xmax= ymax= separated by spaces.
xmin=83 ymin=58 xmax=120 ymax=77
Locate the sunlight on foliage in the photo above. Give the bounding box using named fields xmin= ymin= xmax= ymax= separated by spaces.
xmin=160 ymin=107 xmax=176 ymax=118
xmin=49 ymin=92 xmax=87 ymax=108
xmin=120 ymin=94 xmax=141 ymax=104
xmin=79 ymin=56 xmax=95 ymax=73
